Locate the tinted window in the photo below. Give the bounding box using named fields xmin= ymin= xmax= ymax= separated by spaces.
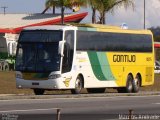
xmin=62 ymin=30 xmax=74 ymax=73
xmin=77 ymin=31 xmax=152 ymax=52
xmin=16 ymin=43 xmax=60 ymax=72
xmin=19 ymin=30 xmax=62 ymax=43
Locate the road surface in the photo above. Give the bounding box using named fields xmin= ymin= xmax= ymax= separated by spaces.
xmin=0 ymin=95 xmax=160 ymax=120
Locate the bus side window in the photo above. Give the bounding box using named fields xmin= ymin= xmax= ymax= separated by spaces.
xmin=62 ymin=43 xmax=70 ymax=73
xmin=62 ymin=30 xmax=74 ymax=73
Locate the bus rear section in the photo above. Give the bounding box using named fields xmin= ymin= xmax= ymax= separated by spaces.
xmin=76 ymin=26 xmax=154 ymax=93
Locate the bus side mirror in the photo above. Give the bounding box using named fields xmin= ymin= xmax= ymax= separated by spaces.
xmin=58 ymin=41 xmax=65 ymax=57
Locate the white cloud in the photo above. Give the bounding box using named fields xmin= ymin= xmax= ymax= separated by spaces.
xmin=150 ymin=0 xmax=160 ymax=9
xmin=145 ymin=0 xmax=160 ymax=28
xmin=106 ymin=0 xmax=145 ymax=29
xmin=109 ymin=0 xmax=160 ymax=29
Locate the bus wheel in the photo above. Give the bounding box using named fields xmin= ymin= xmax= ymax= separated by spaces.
xmin=87 ymin=88 xmax=106 ymax=93
xmin=33 ymin=89 xmax=45 ymax=95
xmin=126 ymin=74 xmax=133 ymax=93
xmin=117 ymin=88 xmax=126 ymax=93
xmin=133 ymin=75 xmax=140 ymax=93
xmin=71 ymin=76 xmax=83 ymax=94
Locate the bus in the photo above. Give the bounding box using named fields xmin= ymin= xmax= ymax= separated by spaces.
xmin=15 ymin=24 xmax=154 ymax=95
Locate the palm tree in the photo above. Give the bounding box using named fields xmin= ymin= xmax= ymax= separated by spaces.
xmin=42 ymin=0 xmax=57 ymax=14
xmin=88 ymin=0 xmax=134 ymax=24
xmin=45 ymin=0 xmax=87 ymax=24
xmin=87 ymin=0 xmax=100 ymax=23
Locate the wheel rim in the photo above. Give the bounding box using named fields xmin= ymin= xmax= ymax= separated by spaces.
xmin=135 ymin=77 xmax=140 ymax=87
xmin=75 ymin=78 xmax=82 ymax=92
xmin=127 ymin=75 xmax=133 ymax=92
xmin=128 ymin=80 xmax=133 ymax=90
xmin=133 ymin=76 xmax=140 ymax=92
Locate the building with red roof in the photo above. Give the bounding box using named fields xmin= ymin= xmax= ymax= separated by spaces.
xmin=0 ymin=12 xmax=87 ymax=70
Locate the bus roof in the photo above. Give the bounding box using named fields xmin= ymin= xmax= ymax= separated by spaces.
xmin=72 ymin=23 xmax=121 ymax=29
xmin=23 ymin=24 xmax=152 ymax=35
xmin=75 ymin=24 xmax=152 ymax=35
xmin=23 ymin=25 xmax=77 ymax=31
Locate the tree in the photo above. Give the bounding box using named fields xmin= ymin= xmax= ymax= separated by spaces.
xmin=87 ymin=0 xmax=100 ymax=23
xmin=42 ymin=0 xmax=57 ymax=14
xmin=88 ymin=0 xmax=134 ymax=24
xmin=44 ymin=0 xmax=87 ymax=24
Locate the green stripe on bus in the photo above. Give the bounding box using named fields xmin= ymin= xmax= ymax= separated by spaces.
xmin=87 ymin=51 xmax=106 ymax=80
xmin=87 ymin=52 xmax=115 ymax=81
xmin=97 ymin=52 xmax=115 ymax=80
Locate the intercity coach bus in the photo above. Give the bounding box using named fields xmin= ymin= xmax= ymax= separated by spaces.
xmin=15 ymin=24 xmax=154 ymax=95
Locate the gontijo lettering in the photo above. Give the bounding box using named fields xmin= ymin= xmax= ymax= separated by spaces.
xmin=113 ymin=55 xmax=136 ymax=62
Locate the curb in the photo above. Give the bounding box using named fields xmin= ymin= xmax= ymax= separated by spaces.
xmin=0 ymin=91 xmax=159 ymax=100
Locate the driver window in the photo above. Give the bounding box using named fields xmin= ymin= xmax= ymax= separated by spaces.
xmin=62 ymin=30 xmax=74 ymax=73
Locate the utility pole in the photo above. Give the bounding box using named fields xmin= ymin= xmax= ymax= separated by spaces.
xmin=61 ymin=6 xmax=65 ymax=25
xmin=144 ymin=0 xmax=146 ymax=29
xmin=61 ymin=0 xmax=65 ymax=25
xmin=1 ymin=6 xmax=8 ymax=15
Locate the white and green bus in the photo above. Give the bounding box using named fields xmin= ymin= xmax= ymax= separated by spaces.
xmin=15 ymin=24 xmax=154 ymax=95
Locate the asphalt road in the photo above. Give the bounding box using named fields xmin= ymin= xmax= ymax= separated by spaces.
xmin=0 ymin=95 xmax=160 ymax=120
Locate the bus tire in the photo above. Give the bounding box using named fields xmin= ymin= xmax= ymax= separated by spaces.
xmin=87 ymin=88 xmax=106 ymax=93
xmin=71 ymin=76 xmax=83 ymax=94
xmin=126 ymin=74 xmax=133 ymax=93
xmin=132 ymin=75 xmax=140 ymax=93
xmin=117 ymin=88 xmax=126 ymax=93
xmin=33 ymin=89 xmax=45 ymax=95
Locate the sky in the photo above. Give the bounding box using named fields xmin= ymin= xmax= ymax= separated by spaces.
xmin=0 ymin=0 xmax=160 ymax=29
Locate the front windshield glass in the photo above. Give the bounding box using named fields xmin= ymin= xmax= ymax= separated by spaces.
xmin=19 ymin=30 xmax=62 ymax=42
xmin=16 ymin=43 xmax=60 ymax=72
xmin=16 ymin=30 xmax=62 ymax=72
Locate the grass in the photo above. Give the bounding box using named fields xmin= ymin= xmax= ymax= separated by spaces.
xmin=0 ymin=71 xmax=72 ymax=95
xmin=141 ymin=74 xmax=160 ymax=91
xmin=0 ymin=71 xmax=32 ymax=94
xmin=0 ymin=71 xmax=160 ymax=95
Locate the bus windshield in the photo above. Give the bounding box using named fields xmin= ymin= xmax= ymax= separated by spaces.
xmin=16 ymin=43 xmax=60 ymax=72
xmin=16 ymin=30 xmax=62 ymax=72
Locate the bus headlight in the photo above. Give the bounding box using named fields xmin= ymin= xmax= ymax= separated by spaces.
xmin=16 ymin=73 xmax=22 ymax=79
xmin=48 ymin=74 xmax=61 ymax=79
